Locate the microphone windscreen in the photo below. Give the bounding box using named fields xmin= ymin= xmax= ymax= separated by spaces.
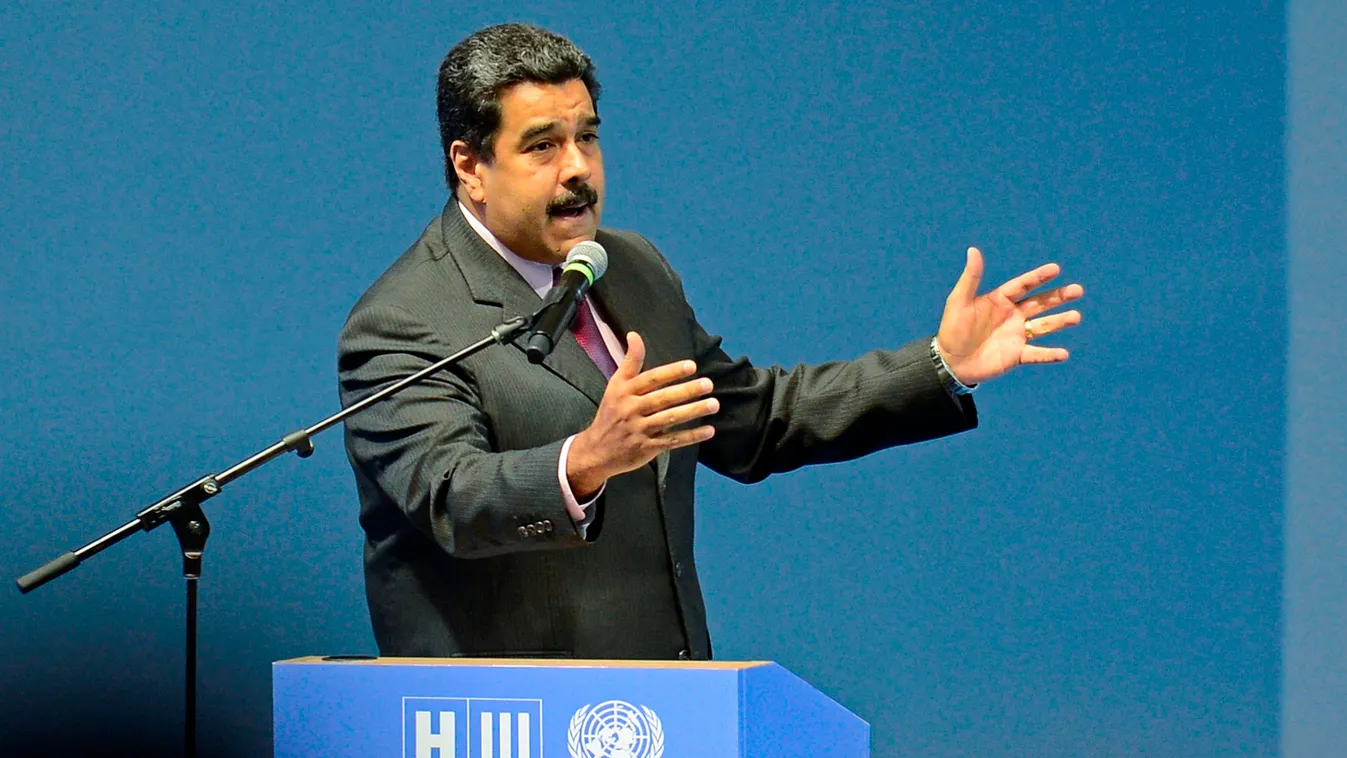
xmin=565 ymin=240 xmax=609 ymax=281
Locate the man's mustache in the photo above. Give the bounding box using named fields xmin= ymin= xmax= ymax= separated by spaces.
xmin=547 ymin=184 xmax=599 ymax=215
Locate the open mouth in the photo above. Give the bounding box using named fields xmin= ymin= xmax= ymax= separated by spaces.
xmin=549 ymin=203 xmax=591 ymax=220
xmin=547 ymin=185 xmax=598 ymax=221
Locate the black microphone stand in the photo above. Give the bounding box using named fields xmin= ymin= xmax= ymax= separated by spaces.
xmin=15 ymin=315 xmax=532 ymax=758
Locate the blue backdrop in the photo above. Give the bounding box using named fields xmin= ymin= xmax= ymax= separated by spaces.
xmin=1 ymin=2 xmax=1293 ymax=756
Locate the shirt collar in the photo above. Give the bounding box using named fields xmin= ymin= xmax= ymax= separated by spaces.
xmin=457 ymin=201 xmax=554 ymax=298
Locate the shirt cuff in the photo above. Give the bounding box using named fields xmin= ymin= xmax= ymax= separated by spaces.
xmin=559 ymin=434 xmax=604 ymax=526
xmin=930 ymin=336 xmax=977 ymax=396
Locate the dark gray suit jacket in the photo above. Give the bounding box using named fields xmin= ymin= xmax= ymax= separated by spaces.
xmin=337 ymin=204 xmax=977 ymax=659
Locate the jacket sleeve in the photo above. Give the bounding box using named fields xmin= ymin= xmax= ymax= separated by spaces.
xmin=634 ymin=236 xmax=979 ymax=484
xmin=338 ymin=302 xmax=590 ymax=558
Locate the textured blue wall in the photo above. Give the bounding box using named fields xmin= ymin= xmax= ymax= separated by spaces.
xmin=0 ymin=2 xmax=1285 ymax=756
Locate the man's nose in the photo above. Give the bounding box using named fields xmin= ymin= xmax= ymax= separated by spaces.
xmin=559 ymin=140 xmax=592 ymax=184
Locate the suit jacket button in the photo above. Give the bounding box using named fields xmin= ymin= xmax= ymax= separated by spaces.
xmin=674 ymin=561 xmax=684 ymax=578
xmin=677 ymin=649 xmax=691 ymax=661
xmin=542 ymin=520 xmax=553 ymax=532
xmin=517 ymin=526 xmax=528 ymax=539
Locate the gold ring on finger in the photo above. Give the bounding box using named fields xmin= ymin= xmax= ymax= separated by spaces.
xmin=1025 ymin=323 xmax=1035 ymax=341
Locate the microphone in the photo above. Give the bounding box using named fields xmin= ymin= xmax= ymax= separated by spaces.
xmin=524 ymin=241 xmax=609 ymax=364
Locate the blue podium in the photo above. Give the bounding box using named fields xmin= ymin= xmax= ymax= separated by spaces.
xmin=274 ymin=656 xmax=868 ymax=757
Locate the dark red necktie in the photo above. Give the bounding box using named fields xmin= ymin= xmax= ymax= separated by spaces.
xmin=554 ymin=268 xmax=618 ymax=379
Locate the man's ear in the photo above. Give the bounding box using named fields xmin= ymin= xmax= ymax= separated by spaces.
xmin=449 ymin=140 xmax=488 ymax=204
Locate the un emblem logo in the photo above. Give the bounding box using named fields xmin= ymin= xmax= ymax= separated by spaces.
xmin=567 ymin=700 xmax=664 ymax=758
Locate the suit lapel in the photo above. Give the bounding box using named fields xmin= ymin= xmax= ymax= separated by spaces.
xmin=439 ymin=205 xmax=608 ymax=406
xmin=590 ymin=235 xmax=679 ymax=488
xmin=588 ymin=235 xmax=680 ymax=378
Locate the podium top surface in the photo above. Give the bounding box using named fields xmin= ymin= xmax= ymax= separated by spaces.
xmin=273 ymin=656 xmax=869 ymax=756
xmin=276 ymin=656 xmax=771 ymax=670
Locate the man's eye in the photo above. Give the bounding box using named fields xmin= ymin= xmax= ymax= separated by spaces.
xmin=529 ymin=141 xmax=553 ymax=152
xmin=579 ymin=132 xmax=599 ymax=143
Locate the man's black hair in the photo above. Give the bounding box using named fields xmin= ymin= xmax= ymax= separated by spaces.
xmin=437 ymin=23 xmax=602 ymax=190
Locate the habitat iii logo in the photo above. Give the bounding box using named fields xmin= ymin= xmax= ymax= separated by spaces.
xmin=403 ymin=697 xmax=542 ymax=758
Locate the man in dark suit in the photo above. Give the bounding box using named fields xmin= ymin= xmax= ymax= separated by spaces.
xmin=338 ymin=24 xmax=1083 ymax=659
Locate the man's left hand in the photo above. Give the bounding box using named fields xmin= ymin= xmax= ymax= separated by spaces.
xmin=936 ymin=246 xmax=1085 ymax=387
